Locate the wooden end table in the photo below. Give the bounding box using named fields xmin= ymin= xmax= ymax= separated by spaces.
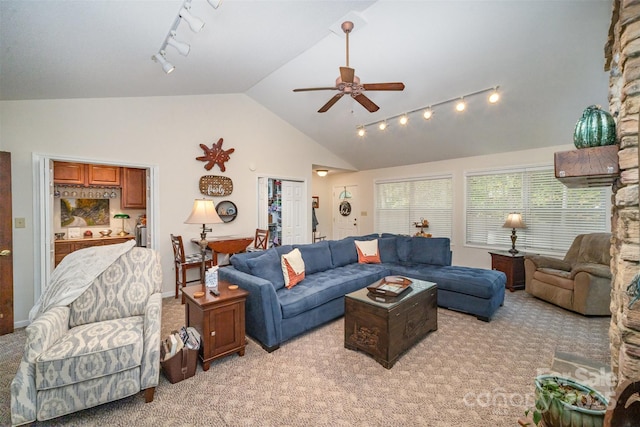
xmin=344 ymin=279 xmax=437 ymax=369
xmin=489 ymin=250 xmax=527 ymax=292
xmin=182 ymin=281 xmax=248 ymax=371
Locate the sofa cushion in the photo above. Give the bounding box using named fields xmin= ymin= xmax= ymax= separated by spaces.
xmin=281 ymin=248 xmax=305 ymax=289
xmin=378 ymin=237 xmax=399 ymax=264
xmin=277 ymin=264 xmax=389 ymax=319
xmin=355 ymin=239 xmax=381 ymax=264
xmin=231 ymin=245 xmax=293 ymax=275
xmin=396 ymin=235 xmax=413 ymax=263
xmin=389 ymin=264 xmax=505 ymax=299
xmin=329 ymin=238 xmax=357 ymax=267
xmin=294 ymin=241 xmax=333 ymax=274
xmin=411 ymin=237 xmax=451 ymax=266
xmin=534 ymin=270 xmax=574 ymax=290
xmin=246 ymin=249 xmax=285 ymax=290
xmin=36 ymin=317 xmax=143 ymax=390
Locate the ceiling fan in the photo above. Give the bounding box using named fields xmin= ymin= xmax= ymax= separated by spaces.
xmin=293 ymin=21 xmax=405 ymax=113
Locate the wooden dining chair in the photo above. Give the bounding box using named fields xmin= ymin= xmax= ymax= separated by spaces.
xmin=248 ymin=228 xmax=269 ymax=251
xmin=170 ymin=234 xmax=213 ymax=303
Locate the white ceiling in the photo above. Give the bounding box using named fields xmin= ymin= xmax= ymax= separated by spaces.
xmin=0 ymin=1 xmax=613 ymax=171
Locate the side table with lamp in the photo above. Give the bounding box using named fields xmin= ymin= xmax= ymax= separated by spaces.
xmin=490 ymin=213 xmax=528 ymax=292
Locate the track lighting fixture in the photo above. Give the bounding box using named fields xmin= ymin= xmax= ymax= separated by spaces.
xmin=152 ymin=0 xmax=223 ymax=74
xmin=489 ymin=87 xmax=500 ymax=103
xmin=180 ymin=5 xmax=205 ymax=33
xmin=152 ymin=51 xmax=175 ymax=74
xmin=166 ymin=31 xmax=190 ymax=56
xmin=356 ymin=86 xmax=500 ymax=136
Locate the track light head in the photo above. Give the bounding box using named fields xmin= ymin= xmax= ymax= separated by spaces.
xmin=455 ymin=98 xmax=466 ymax=112
xmin=489 ymin=87 xmax=500 ymax=104
xmin=180 ymin=6 xmax=205 ymax=32
xmin=357 ymin=126 xmax=366 ymax=137
xmin=423 ymin=108 xmax=433 ymax=120
xmin=166 ymin=32 xmax=190 ymax=56
xmin=152 ymin=51 xmax=175 ymax=74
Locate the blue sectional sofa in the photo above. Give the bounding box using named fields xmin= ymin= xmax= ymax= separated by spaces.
xmin=220 ymin=234 xmax=506 ymax=352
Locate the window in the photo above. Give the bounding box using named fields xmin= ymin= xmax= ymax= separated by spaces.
xmin=375 ymin=175 xmax=453 ymax=238
xmin=465 ymin=166 xmax=608 ymax=253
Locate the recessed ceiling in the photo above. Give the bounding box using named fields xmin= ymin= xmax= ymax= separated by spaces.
xmin=0 ymin=1 xmax=612 ymax=171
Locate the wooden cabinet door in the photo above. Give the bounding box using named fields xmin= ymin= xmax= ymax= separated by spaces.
xmin=54 ymin=161 xmax=85 ymax=185
xmin=88 ymin=165 xmax=120 ymax=186
xmin=121 ymin=167 xmax=146 ymax=209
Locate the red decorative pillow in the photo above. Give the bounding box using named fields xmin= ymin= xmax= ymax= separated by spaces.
xmin=281 ymin=248 xmax=305 ymax=289
xmin=355 ymin=239 xmax=381 ymax=264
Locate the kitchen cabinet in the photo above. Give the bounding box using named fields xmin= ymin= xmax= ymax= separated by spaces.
xmin=121 ymin=167 xmax=146 ymax=209
xmin=54 ymin=162 xmax=120 ymax=186
xmin=54 ymin=236 xmax=135 ymax=266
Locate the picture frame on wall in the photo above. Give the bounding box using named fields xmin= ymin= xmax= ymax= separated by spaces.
xmin=312 ymin=196 xmax=319 ymax=209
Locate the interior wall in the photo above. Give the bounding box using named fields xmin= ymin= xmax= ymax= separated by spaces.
xmin=0 ymin=93 xmax=354 ymax=326
xmin=325 ymin=144 xmax=612 ymax=269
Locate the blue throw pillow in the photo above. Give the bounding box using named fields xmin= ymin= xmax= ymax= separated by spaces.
xmin=294 ymin=241 xmax=333 ymax=274
xmin=378 ymin=237 xmax=399 ymax=264
xmin=411 ymin=237 xmax=451 ymax=266
xmin=230 ymin=251 xmax=265 ymax=274
xmin=329 ymin=238 xmax=357 ymax=267
xmin=246 ymin=249 xmax=285 ymax=290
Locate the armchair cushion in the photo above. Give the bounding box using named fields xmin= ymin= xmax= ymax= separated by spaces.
xmin=571 ymin=263 xmax=612 ymax=279
xmin=533 ymin=270 xmax=574 ymax=290
xmin=525 ymin=255 xmax=572 ymax=272
xmin=36 ymin=316 xmax=143 ymax=389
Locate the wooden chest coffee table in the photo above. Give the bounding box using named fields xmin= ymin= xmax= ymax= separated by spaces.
xmin=344 ymin=278 xmax=437 ymax=369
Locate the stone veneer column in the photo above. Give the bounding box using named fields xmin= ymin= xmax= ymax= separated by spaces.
xmin=606 ymin=0 xmax=640 ymax=385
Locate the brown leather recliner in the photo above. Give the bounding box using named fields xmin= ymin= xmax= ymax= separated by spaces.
xmin=524 ymin=233 xmax=612 ymax=315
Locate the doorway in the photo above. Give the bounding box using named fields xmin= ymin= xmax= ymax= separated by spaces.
xmin=33 ymin=154 xmax=158 ymax=301
xmin=333 ymin=185 xmax=359 ymax=239
xmin=0 ymin=152 xmax=14 ymax=335
xmin=257 ymin=177 xmax=306 ymax=246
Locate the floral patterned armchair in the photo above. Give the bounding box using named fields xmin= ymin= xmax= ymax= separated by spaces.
xmin=11 ymin=246 xmax=163 ymax=425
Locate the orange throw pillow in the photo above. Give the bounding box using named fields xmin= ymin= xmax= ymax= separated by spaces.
xmin=281 ymin=248 xmax=305 ymax=289
xmin=355 ymin=239 xmax=381 ymax=264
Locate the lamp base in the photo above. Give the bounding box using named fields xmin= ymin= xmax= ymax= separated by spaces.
xmin=508 ymin=247 xmax=519 ymax=255
xmin=509 ymin=228 xmax=518 ymax=255
xmin=118 ymin=230 xmax=129 ymax=237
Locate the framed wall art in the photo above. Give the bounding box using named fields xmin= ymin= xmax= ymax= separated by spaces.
xmin=312 ymin=196 xmax=319 ymax=209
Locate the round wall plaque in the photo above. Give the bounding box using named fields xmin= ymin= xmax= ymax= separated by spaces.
xmin=216 ymin=200 xmax=237 ymax=223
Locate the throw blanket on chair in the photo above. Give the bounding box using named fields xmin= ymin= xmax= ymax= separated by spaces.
xmin=29 ymin=239 xmax=136 ymax=321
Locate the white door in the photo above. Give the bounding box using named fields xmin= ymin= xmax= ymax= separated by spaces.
xmin=333 ymin=185 xmax=359 ymax=239
xmin=281 ymin=180 xmax=304 ymax=244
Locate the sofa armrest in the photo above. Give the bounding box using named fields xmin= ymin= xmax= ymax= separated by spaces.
xmin=140 ymin=292 xmax=162 ymax=390
xmin=571 ymin=263 xmax=611 ymax=279
xmin=219 ymin=267 xmax=283 ymax=350
xmin=11 ymin=305 xmax=70 ymax=426
xmin=524 ymin=255 xmax=572 ymax=272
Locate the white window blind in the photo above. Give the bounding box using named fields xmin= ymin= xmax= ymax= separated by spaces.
xmin=465 ymin=167 xmax=608 ymax=253
xmin=375 ymin=176 xmax=452 ymax=238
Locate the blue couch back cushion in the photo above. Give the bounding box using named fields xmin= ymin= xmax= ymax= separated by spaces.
xmin=378 ymin=237 xmax=399 ymax=264
xmin=293 ymin=241 xmax=333 ymax=274
xmin=230 ymin=245 xmax=293 ymax=274
xmin=329 ymin=238 xmax=357 ymax=267
xmin=395 ymin=235 xmax=413 ymax=263
xmin=411 ymin=237 xmax=452 ymax=266
xmin=246 ymin=249 xmax=286 ymax=290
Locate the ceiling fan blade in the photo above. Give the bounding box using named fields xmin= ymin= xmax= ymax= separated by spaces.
xmin=353 ymin=93 xmax=380 ymax=112
xmin=293 ymin=87 xmax=338 ymax=92
xmin=340 ymin=67 xmax=355 ymax=84
xmin=318 ymin=93 xmax=344 ymax=113
xmin=362 ymin=82 xmax=405 ymax=91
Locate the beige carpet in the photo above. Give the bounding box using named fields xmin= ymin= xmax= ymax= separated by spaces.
xmin=1 ymin=291 xmax=611 ymax=426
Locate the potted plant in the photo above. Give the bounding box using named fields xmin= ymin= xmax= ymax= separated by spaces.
xmin=524 ymin=375 xmax=608 ymax=427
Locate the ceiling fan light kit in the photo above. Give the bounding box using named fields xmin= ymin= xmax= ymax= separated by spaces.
xmin=293 ymin=21 xmax=405 ymax=113
xmin=357 ymin=86 xmax=501 ymax=137
xmin=151 ymin=0 xmax=221 ymax=74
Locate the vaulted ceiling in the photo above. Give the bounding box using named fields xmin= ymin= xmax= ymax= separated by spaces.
xmin=0 ymin=1 xmax=612 ymax=171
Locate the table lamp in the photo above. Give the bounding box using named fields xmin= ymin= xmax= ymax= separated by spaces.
xmin=114 ymin=213 xmax=130 ymax=237
xmin=502 ymin=212 xmax=526 ymax=254
xmin=184 ymin=198 xmax=223 ymax=283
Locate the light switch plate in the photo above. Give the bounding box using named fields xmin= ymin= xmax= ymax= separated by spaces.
xmin=15 ymin=218 xmax=25 ymax=228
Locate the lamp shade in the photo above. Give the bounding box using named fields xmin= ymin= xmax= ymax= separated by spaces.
xmin=114 ymin=214 xmax=130 ymax=219
xmin=184 ymin=199 xmax=223 ymax=225
xmin=502 ymin=213 xmax=526 ymax=229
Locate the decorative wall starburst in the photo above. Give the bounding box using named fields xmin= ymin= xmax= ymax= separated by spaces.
xmin=196 ymin=138 xmax=235 ymax=171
